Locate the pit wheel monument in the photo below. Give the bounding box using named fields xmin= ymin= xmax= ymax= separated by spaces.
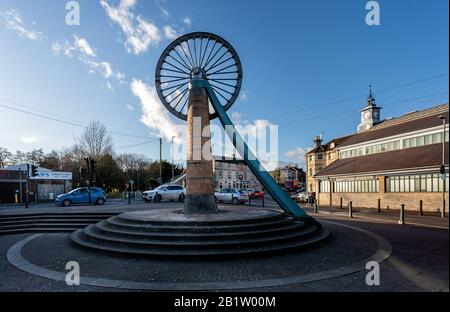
xmin=72 ymin=32 xmax=329 ymax=256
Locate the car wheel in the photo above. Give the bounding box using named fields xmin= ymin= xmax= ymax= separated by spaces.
xmin=232 ymin=197 xmax=239 ymax=205
xmin=179 ymin=194 xmax=185 ymax=202
xmin=97 ymin=198 xmax=105 ymax=205
xmin=62 ymin=199 xmax=71 ymax=207
xmin=155 ymin=194 xmax=162 ymax=203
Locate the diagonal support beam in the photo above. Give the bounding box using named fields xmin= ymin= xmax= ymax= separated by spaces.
xmin=190 ymin=79 xmax=315 ymax=222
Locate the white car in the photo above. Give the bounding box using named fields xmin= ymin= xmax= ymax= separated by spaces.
xmin=293 ymin=191 xmax=309 ymax=203
xmin=214 ymin=188 xmax=249 ymax=205
xmin=142 ymin=184 xmax=185 ymax=203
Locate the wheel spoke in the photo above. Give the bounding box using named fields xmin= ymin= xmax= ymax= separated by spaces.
xmin=211 ymin=85 xmax=230 ymax=102
xmin=207 ymin=64 xmax=237 ymax=76
xmin=179 ymin=42 xmax=195 ymax=68
xmin=162 ymin=82 xmax=187 ymax=96
xmin=207 ymin=70 xmax=239 ymax=76
xmin=159 ymin=74 xmax=190 ymax=80
xmin=186 ymin=39 xmax=197 ymax=68
xmin=205 ymin=51 xmax=231 ymax=73
xmin=167 ymin=54 xmax=191 ymax=72
xmin=168 ymin=87 xmax=188 ymax=104
xmin=203 ymin=41 xmax=217 ymax=69
xmin=161 ymin=67 xmax=189 ymax=75
xmin=208 ymin=79 xmax=237 ymax=88
xmin=209 ymin=82 xmax=234 ymax=96
xmin=165 ymin=57 xmax=190 ymax=73
xmin=204 ymin=43 xmax=223 ymax=68
xmin=172 ymin=48 xmax=192 ymax=71
xmin=173 ymin=88 xmax=189 ymax=110
xmin=161 ymin=77 xmax=190 ymax=84
xmin=200 ymin=37 xmax=210 ymax=67
xmin=193 ymin=37 xmax=198 ymax=67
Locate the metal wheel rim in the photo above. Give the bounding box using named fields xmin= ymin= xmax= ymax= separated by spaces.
xmin=155 ymin=32 xmax=243 ymax=121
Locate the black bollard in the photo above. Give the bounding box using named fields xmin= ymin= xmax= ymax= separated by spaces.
xmin=348 ymin=201 xmax=353 ymax=218
xmin=128 ymin=191 xmax=131 ymax=205
xmin=399 ymin=204 xmax=405 ymax=224
xmin=340 ymin=197 xmax=343 ymax=209
xmin=378 ymin=199 xmax=381 ymax=213
xmin=314 ymin=200 xmax=318 ymax=213
xmin=419 ymin=200 xmax=423 ymax=216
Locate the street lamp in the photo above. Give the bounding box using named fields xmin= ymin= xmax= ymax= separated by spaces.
xmin=171 ymin=136 xmax=175 ymax=182
xmin=439 ymin=115 xmax=447 ymax=218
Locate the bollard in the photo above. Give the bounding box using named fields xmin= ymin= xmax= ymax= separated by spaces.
xmin=128 ymin=191 xmax=131 ymax=205
xmin=314 ymin=200 xmax=318 ymax=213
xmin=262 ymin=196 xmax=265 ymax=208
xmin=348 ymin=201 xmax=353 ymax=218
xmin=419 ymin=200 xmax=423 ymax=216
xmin=248 ymin=196 xmax=251 ymax=207
xmin=340 ymin=197 xmax=343 ymax=209
xmin=398 ymin=204 xmax=405 ymax=224
xmin=378 ymin=199 xmax=381 ymax=213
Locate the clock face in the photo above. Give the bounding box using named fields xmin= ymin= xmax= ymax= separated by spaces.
xmin=373 ymin=110 xmax=379 ymax=119
xmin=363 ymin=111 xmax=371 ymax=120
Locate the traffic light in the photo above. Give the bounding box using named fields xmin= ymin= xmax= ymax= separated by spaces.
xmin=31 ymin=165 xmax=38 ymax=177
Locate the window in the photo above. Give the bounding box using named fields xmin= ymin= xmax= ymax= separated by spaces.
xmin=387 ymin=172 xmax=449 ymax=192
xmin=334 ymin=178 xmax=378 ymax=193
xmin=319 ymin=180 xmax=330 ymax=193
xmin=317 ymin=153 xmax=323 ymax=160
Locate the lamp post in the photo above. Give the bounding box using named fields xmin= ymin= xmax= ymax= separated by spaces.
xmin=171 ymin=136 xmax=175 ymax=182
xmin=439 ymin=115 xmax=447 ymax=218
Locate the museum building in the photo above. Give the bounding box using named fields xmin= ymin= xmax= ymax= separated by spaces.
xmin=306 ymin=94 xmax=449 ymax=212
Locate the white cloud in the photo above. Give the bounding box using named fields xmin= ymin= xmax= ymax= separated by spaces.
xmin=74 ymin=35 xmax=96 ymax=57
xmin=182 ymin=16 xmax=191 ymax=27
xmin=20 ymin=136 xmax=37 ymax=144
xmin=163 ymin=25 xmax=178 ymax=40
xmin=100 ymin=0 xmax=161 ymax=54
xmin=1 ymin=8 xmax=45 ymax=41
xmin=285 ymin=147 xmax=311 ymax=168
xmin=52 ymin=35 xmax=125 ymax=89
xmin=130 ymin=79 xmax=182 ymax=141
xmin=240 ymin=91 xmax=249 ymax=101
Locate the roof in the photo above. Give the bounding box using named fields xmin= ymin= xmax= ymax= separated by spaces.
xmin=339 ymin=103 xmax=449 ymax=147
xmin=315 ymin=142 xmax=449 ymax=177
xmin=306 ymin=145 xmax=326 ymax=155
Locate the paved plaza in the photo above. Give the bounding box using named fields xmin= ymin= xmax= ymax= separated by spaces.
xmin=0 ymin=201 xmax=447 ymax=292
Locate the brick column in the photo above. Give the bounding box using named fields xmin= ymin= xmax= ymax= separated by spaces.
xmin=184 ymin=88 xmax=219 ymax=214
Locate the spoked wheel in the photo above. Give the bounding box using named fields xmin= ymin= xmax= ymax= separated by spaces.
xmin=155 ymin=32 xmax=243 ymax=120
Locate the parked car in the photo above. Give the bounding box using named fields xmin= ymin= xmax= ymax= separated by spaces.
xmin=246 ymin=189 xmax=265 ymax=199
xmin=293 ymin=191 xmax=309 ymax=203
xmin=214 ymin=188 xmax=249 ymax=205
xmin=55 ymin=187 xmax=107 ymax=207
xmin=142 ymin=184 xmax=185 ymax=203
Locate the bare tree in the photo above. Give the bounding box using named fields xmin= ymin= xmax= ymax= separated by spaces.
xmin=0 ymin=147 xmax=12 ymax=167
xmin=75 ymin=121 xmax=113 ymax=160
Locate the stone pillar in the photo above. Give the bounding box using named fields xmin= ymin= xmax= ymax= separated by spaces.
xmin=184 ymin=88 xmax=219 ymax=214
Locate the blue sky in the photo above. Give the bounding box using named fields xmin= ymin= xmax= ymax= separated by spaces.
xmin=0 ymin=0 xmax=448 ymax=168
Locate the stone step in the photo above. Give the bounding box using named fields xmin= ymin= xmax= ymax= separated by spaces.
xmin=106 ymin=216 xmax=296 ymax=233
xmin=0 ymin=218 xmax=108 ymax=226
xmin=71 ymin=227 xmax=330 ymax=256
xmin=94 ymin=220 xmax=305 ymax=240
xmin=78 ymin=223 xmax=319 ymax=248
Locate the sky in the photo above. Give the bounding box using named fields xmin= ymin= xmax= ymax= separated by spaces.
xmin=0 ymin=0 xmax=448 ymax=169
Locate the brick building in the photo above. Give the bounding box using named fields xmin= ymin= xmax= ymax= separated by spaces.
xmin=212 ymin=156 xmax=261 ymax=191
xmin=306 ymin=95 xmax=449 ymax=212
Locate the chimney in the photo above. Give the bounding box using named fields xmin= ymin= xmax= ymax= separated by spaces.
xmin=313 ymin=135 xmax=322 ymax=147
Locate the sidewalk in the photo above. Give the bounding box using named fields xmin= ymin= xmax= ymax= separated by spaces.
xmin=303 ymin=204 xmax=449 ymax=229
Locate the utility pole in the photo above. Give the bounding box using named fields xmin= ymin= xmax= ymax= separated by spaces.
xmin=159 ymin=138 xmax=163 ymax=185
xmin=171 ymin=136 xmax=175 ymax=182
xmin=25 ymin=164 xmax=29 ymax=209
xmin=439 ymin=115 xmax=447 ymax=218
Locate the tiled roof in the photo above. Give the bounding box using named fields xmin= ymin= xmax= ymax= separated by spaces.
xmin=315 ymin=143 xmax=449 ymax=177
xmin=339 ymin=103 xmax=449 ymax=147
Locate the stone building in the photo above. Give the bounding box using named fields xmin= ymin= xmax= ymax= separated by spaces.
xmin=212 ymin=156 xmax=261 ymax=191
xmin=306 ymin=94 xmax=449 ymax=212
xmin=0 ymin=164 xmax=72 ymax=204
xmin=278 ymin=165 xmax=306 ymax=190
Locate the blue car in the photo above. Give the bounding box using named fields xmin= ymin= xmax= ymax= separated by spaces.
xmin=55 ymin=187 xmax=107 ymax=207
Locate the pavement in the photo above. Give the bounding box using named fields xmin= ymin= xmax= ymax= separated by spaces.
xmin=0 ymin=200 xmax=447 ymax=292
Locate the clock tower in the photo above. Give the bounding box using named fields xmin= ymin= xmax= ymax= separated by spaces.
xmin=357 ymin=85 xmax=382 ymax=132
